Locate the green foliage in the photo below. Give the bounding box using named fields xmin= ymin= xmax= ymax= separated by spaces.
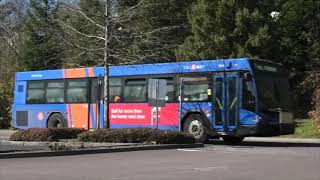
xmin=176 ymin=0 xmax=277 ymax=61
xmin=20 ymin=0 xmax=65 ymax=70
xmin=1 ymin=0 xmax=320 ymax=118
xmin=309 ymin=87 xmax=320 ymax=135
xmin=78 ymin=128 xmax=195 ymax=144
xmin=283 ymin=120 xmax=320 ymax=138
xmin=278 ymin=0 xmax=320 ymax=116
xmin=9 ymin=128 xmax=86 ymax=142
xmin=0 ymin=80 xmax=14 ymax=129
xmin=124 ymin=0 xmax=192 ymax=63
xmin=278 ymin=0 xmax=320 ymax=71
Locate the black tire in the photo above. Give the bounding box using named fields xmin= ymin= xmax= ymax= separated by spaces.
xmin=183 ymin=114 xmax=209 ymax=143
xmin=222 ymin=136 xmax=244 ymax=145
xmin=47 ymin=113 xmax=67 ymax=128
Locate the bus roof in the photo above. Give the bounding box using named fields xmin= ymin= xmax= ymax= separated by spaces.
xmin=15 ymin=58 xmax=254 ymax=81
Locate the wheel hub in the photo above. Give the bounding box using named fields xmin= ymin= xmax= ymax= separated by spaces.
xmin=188 ymin=120 xmax=204 ymax=138
xmin=55 ymin=121 xmax=61 ymax=128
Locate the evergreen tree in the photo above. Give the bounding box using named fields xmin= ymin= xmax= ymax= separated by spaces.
xmin=278 ymin=0 xmax=320 ymax=72
xmin=278 ymin=0 xmax=320 ymax=116
xmin=20 ymin=0 xmax=64 ymax=70
xmin=176 ymin=0 xmax=277 ymax=61
xmin=124 ymin=0 xmax=192 ymax=63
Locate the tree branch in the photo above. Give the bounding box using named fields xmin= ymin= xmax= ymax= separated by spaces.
xmin=56 ymin=19 xmax=106 ymax=41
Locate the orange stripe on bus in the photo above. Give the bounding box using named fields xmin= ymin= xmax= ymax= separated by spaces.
xmin=88 ymin=67 xmax=94 ymax=77
xmin=66 ymin=68 xmax=86 ymax=78
xmin=70 ymin=104 xmax=89 ymax=129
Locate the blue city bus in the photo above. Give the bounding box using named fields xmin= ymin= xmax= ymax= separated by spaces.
xmin=12 ymin=58 xmax=294 ymax=143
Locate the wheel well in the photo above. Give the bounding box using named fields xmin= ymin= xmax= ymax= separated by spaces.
xmin=181 ymin=112 xmax=210 ymax=131
xmin=46 ymin=112 xmax=65 ymax=128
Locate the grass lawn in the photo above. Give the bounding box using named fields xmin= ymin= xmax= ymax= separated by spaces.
xmin=282 ymin=119 xmax=320 ymax=138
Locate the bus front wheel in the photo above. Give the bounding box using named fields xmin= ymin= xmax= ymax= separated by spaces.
xmin=47 ymin=113 xmax=67 ymax=128
xmin=183 ymin=114 xmax=208 ymax=143
xmin=222 ymin=136 xmax=244 ymax=145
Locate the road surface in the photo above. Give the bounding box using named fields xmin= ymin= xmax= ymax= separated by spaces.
xmin=1 ymin=142 xmax=320 ymax=180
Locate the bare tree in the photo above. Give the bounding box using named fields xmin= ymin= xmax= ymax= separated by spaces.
xmin=56 ymin=0 xmax=189 ymax=128
xmin=0 ymin=0 xmax=27 ymax=77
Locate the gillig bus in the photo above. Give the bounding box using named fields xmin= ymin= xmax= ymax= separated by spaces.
xmin=12 ymin=58 xmax=294 ymax=143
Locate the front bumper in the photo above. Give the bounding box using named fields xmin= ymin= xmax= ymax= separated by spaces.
xmin=255 ymin=122 xmax=295 ymax=136
xmin=227 ymin=122 xmax=295 ymax=137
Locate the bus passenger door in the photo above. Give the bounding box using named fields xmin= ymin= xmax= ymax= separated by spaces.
xmin=213 ymin=74 xmax=224 ymax=132
xmin=213 ymin=73 xmax=240 ymax=133
xmin=89 ymin=78 xmax=103 ymax=129
xmin=226 ymin=73 xmax=240 ymax=132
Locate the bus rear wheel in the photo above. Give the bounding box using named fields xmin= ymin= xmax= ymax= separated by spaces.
xmin=47 ymin=113 xmax=67 ymax=128
xmin=222 ymin=136 xmax=244 ymax=145
xmin=183 ymin=114 xmax=208 ymax=143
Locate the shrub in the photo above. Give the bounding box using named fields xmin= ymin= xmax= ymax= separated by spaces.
xmin=0 ymin=80 xmax=14 ymax=129
xmin=309 ymin=87 xmax=320 ymax=135
xmin=78 ymin=128 xmax=195 ymax=144
xmin=9 ymin=128 xmax=86 ymax=142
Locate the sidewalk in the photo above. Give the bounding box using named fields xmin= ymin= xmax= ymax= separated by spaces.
xmin=245 ymin=137 xmax=320 ymax=144
xmin=0 ymin=129 xmax=16 ymax=141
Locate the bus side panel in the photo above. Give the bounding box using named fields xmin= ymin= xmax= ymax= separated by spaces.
xmin=66 ymin=104 xmax=89 ymax=129
xmin=89 ymin=104 xmax=97 ymax=128
xmin=13 ymin=81 xmax=27 ymax=105
xmin=12 ymin=104 xmax=67 ymax=129
xmin=181 ymin=102 xmax=213 ymax=126
xmin=239 ymin=109 xmax=258 ymax=125
xmin=109 ymin=103 xmax=179 ymax=130
xmin=12 ymin=80 xmax=27 ymax=128
xmin=90 ymin=101 xmax=105 ymax=129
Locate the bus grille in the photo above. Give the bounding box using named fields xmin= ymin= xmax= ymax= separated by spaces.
xmin=16 ymin=111 xmax=28 ymax=126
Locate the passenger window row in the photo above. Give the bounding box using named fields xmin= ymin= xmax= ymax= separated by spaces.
xmin=26 ymin=76 xmax=211 ymax=104
xmin=27 ymin=79 xmax=88 ymax=104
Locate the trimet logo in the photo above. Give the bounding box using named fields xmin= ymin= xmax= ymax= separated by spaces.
xmin=183 ymin=64 xmax=205 ymax=70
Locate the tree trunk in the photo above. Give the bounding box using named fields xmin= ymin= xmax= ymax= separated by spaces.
xmin=103 ymin=0 xmax=110 ymax=128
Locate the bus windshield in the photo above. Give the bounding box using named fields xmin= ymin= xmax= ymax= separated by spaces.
xmin=251 ymin=60 xmax=292 ymax=112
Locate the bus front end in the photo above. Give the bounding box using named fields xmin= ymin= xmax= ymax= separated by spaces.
xmin=251 ymin=60 xmax=295 ymax=136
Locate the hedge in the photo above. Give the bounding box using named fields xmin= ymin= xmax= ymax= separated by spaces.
xmin=9 ymin=128 xmax=86 ymax=142
xmin=78 ymin=128 xmax=195 ymax=144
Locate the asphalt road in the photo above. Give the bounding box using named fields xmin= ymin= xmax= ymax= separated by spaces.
xmin=1 ymin=143 xmax=320 ymax=180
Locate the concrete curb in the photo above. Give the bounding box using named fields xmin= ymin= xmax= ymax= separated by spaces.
xmin=0 ymin=140 xmax=139 ymax=147
xmin=245 ymin=137 xmax=320 ymax=143
xmin=0 ymin=143 xmax=204 ymax=159
xmin=0 ymin=140 xmax=49 ymax=146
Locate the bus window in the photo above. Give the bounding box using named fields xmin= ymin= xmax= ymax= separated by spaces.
xmin=66 ymin=79 xmax=88 ymax=103
xmin=110 ymin=78 xmax=122 ymax=103
xmin=123 ymin=79 xmax=146 ymax=102
xmin=46 ymin=80 xmax=65 ymax=103
xmin=183 ymin=77 xmax=209 ymax=101
xmin=158 ymin=77 xmax=176 ymax=102
xmin=166 ymin=84 xmax=175 ymax=101
xmin=242 ymin=80 xmax=256 ymax=112
xmin=27 ymin=81 xmax=45 ymax=104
